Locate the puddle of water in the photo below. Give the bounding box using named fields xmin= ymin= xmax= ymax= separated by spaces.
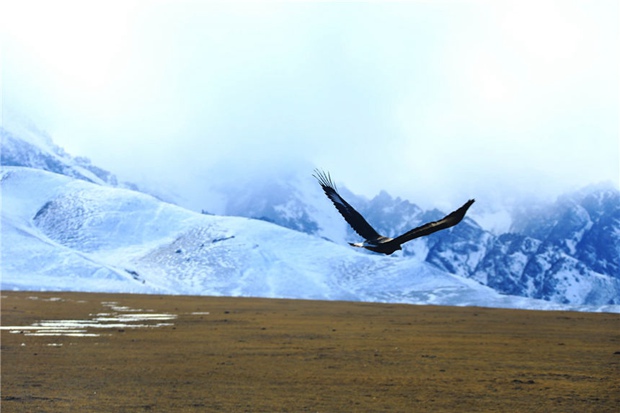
xmin=1 ymin=299 xmax=177 ymax=337
xmin=93 ymin=314 xmax=176 ymax=322
xmin=28 ymin=332 xmax=101 ymax=337
xmin=101 ymin=302 xmax=145 ymax=312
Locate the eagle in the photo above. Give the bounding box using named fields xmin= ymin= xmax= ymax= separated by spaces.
xmin=313 ymin=169 xmax=475 ymax=255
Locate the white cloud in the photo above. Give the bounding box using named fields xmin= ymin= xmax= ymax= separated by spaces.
xmin=3 ymin=1 xmax=618 ymax=210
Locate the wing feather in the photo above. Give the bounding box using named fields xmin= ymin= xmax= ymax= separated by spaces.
xmin=313 ymin=169 xmax=382 ymax=241
xmin=392 ymin=199 xmax=475 ymax=244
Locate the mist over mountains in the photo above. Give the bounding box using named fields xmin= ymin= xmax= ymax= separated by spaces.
xmin=1 ymin=116 xmax=618 ymax=310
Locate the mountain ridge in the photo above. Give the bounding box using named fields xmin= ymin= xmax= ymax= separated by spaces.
xmin=7 ymin=166 xmax=603 ymax=312
xmin=1 ymin=114 xmax=618 ymax=308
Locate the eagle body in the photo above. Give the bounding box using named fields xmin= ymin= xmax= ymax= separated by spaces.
xmin=349 ymin=237 xmax=402 ymax=255
xmin=313 ymin=169 xmax=474 ymax=255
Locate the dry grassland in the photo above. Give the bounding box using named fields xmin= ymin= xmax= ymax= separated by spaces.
xmin=1 ymin=291 xmax=619 ymax=412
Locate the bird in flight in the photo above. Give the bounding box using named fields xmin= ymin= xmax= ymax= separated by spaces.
xmin=313 ymin=169 xmax=475 ymax=255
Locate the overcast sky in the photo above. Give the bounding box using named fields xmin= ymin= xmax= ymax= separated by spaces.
xmin=3 ymin=0 xmax=618 ymax=210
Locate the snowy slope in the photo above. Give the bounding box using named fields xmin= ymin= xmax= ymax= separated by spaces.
xmin=2 ymin=167 xmax=618 ymax=313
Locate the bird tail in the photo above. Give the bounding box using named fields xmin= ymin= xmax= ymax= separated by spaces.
xmin=348 ymin=242 xmax=364 ymax=248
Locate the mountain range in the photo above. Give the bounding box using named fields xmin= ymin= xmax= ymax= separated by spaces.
xmin=1 ymin=115 xmax=618 ymax=311
xmin=224 ymin=173 xmax=619 ymax=307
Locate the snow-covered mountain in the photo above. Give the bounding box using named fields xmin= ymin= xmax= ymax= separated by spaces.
xmin=215 ymin=167 xmax=349 ymax=245
xmin=2 ymin=113 xmax=618 ymax=309
xmin=6 ymin=166 xmax=605 ymax=312
xmin=473 ymin=186 xmax=620 ymax=304
xmin=1 ymin=110 xmax=127 ymax=188
xmin=209 ymin=170 xmax=620 ymax=307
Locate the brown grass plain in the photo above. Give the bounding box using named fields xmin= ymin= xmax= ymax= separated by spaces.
xmin=1 ymin=291 xmax=619 ymax=412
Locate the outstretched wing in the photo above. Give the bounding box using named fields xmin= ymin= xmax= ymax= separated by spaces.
xmin=392 ymin=199 xmax=475 ymax=244
xmin=313 ymin=169 xmax=382 ymax=241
